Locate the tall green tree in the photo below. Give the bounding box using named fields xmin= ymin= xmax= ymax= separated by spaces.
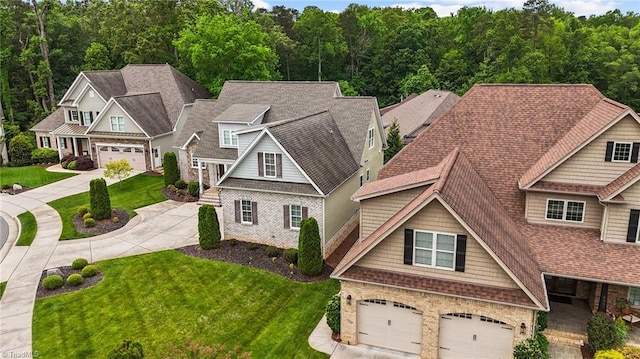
xmin=384 ymin=120 xmax=403 ymax=163
xmin=89 ymin=177 xmax=111 ymax=220
xmin=298 ymin=217 xmax=322 ymax=276
xmin=198 ymin=204 xmax=220 ymax=250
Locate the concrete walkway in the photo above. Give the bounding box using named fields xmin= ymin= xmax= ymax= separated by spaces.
xmin=0 ymin=167 xmax=203 ymax=354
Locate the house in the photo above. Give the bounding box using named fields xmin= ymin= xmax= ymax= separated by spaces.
xmin=0 ymin=100 xmax=8 ymax=164
xmin=331 ymin=84 xmax=640 ymax=358
xmin=31 ymin=64 xmax=210 ymax=171
xmin=175 ymin=81 xmax=385 ymax=255
xmin=381 ymin=90 xmax=459 ymax=144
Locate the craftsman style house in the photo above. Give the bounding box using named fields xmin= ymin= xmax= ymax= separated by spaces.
xmin=31 ymin=64 xmax=209 ymax=171
xmin=175 ymin=81 xmax=385 ymax=255
xmin=332 ymin=84 xmax=640 ymax=358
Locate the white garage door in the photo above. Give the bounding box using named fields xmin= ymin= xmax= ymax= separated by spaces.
xmin=98 ymin=145 xmax=146 ymax=171
xmin=357 ymin=299 xmax=422 ymax=354
xmin=439 ymin=313 xmax=514 ymax=359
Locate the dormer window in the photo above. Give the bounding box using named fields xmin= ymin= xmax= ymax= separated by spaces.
xmin=222 ymin=129 xmax=238 ymax=147
xmin=613 ymin=142 xmax=632 ymax=162
xmin=82 ymin=111 xmax=92 ymax=126
xmin=545 ymin=199 xmax=585 ymax=223
xmin=70 ymin=110 xmax=79 ymax=122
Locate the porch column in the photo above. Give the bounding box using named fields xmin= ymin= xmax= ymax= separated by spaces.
xmin=56 ymin=136 xmax=63 ymax=160
xmin=598 ymin=283 xmax=609 ymax=312
xmin=198 ymin=161 xmax=204 ymax=195
xmin=72 ymin=137 xmax=79 ymax=156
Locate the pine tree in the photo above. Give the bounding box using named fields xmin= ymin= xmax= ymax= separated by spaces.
xmin=298 ymin=217 xmax=322 ymax=276
xmin=384 ymin=119 xmax=403 ymax=163
xmin=198 ymin=205 xmax=220 ymax=249
xmin=163 ymin=152 xmax=179 ymax=187
xmin=90 ymin=178 xmax=111 ymax=220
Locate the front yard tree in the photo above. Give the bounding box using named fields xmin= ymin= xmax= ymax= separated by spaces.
xmin=89 ymin=178 xmax=111 ymax=220
xmin=163 ymin=152 xmax=179 ymax=187
xmin=103 ymin=159 xmax=134 ymax=187
xmin=198 ymin=204 xmax=220 ymax=250
xmin=384 ymin=119 xmax=403 ymax=163
xmin=298 ymin=217 xmax=323 ymax=276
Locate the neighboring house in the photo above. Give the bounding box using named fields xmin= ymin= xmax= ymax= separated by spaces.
xmin=332 ymin=84 xmax=640 ymax=358
xmin=0 ymin=100 xmax=8 ymax=164
xmin=175 ymin=81 xmax=385 ymax=256
xmin=381 ymin=89 xmax=459 ymax=144
xmin=31 ymin=64 xmax=209 ymax=171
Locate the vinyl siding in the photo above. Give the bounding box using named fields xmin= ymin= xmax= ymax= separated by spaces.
xmin=237 ymin=131 xmax=260 ymax=156
xmin=76 ymin=86 xmax=106 ymax=115
xmin=218 ymin=123 xmax=248 ymax=150
xmin=92 ymin=105 xmax=144 ymax=134
xmin=324 ymin=173 xmax=360 ymax=242
xmin=360 ymin=187 xmax=426 ymax=239
xmin=544 ymin=115 xmax=640 ymax=185
xmin=360 ymin=112 xmax=384 ymax=182
xmin=525 ymin=192 xmax=603 ymax=229
xmin=605 ymin=181 xmax=640 ymax=244
xmin=357 ymin=199 xmax=519 ymax=288
xmin=231 ymin=135 xmax=308 ymax=183
xmin=66 ymin=77 xmax=89 ymax=103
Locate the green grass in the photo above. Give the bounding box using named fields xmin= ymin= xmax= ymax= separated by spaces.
xmin=33 ymin=251 xmax=338 ymax=358
xmin=48 ymin=174 xmax=166 ymax=240
xmin=0 ymin=166 xmax=76 ymax=189
xmin=16 ymin=211 xmax=37 ymax=246
xmin=0 ymin=281 xmax=6 ymax=300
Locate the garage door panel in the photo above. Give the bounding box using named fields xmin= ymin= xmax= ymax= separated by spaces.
xmin=439 ymin=313 xmax=513 ymax=359
xmin=357 ymin=300 xmax=422 ymax=355
xmin=98 ymin=145 xmax=146 ymax=171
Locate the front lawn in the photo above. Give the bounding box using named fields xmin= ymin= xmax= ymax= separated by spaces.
xmin=33 ymin=251 xmax=339 ymax=358
xmin=0 ymin=166 xmax=76 ymax=189
xmin=16 ymin=211 xmax=36 ymax=246
xmin=48 ymin=174 xmax=166 ymax=240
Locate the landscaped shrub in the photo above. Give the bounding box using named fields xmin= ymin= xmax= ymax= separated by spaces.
xmin=163 ymin=152 xmax=179 ymax=187
xmin=248 ymin=243 xmax=258 ymax=250
xmin=66 ymin=273 xmax=83 ymax=286
xmin=175 ymin=179 xmax=187 ymax=189
xmin=77 ymin=206 xmax=88 ymax=216
xmin=594 ymin=349 xmax=625 ymax=359
xmin=31 ymin=148 xmax=59 ymax=164
xmin=108 ymin=339 xmax=144 ymax=359
xmin=326 ymin=294 xmax=341 ymax=334
xmin=536 ymin=311 xmax=548 ymax=331
xmin=8 ymin=133 xmax=35 ymax=166
xmin=513 ymin=336 xmax=548 ymax=359
xmin=588 ymin=312 xmax=618 ymax=352
xmin=534 ymin=332 xmax=549 ymax=355
xmin=74 ymin=156 xmax=94 ymax=170
xmin=112 ymin=216 xmax=119 ymax=223
xmin=284 ymin=248 xmax=298 ymax=264
xmin=188 ymin=181 xmax=199 ymax=197
xmin=83 ymin=212 xmax=92 ymax=220
xmin=84 ymin=218 xmax=95 ymax=227
xmin=228 ymin=238 xmax=238 ymax=246
xmin=619 ymin=345 xmax=640 ymax=359
xmin=67 ymin=160 xmax=77 ymax=170
xmin=198 ymin=205 xmax=220 ymax=249
xmin=265 ymin=246 xmax=280 ymax=258
xmin=81 ymin=265 xmax=99 ymax=277
xmin=298 ymin=217 xmax=322 ymax=276
xmin=614 ymin=316 xmax=628 ymax=347
xmin=90 ymin=178 xmax=111 ymax=220
xmin=72 ymin=258 xmax=89 ymax=270
xmin=43 ymin=275 xmax=63 ymax=290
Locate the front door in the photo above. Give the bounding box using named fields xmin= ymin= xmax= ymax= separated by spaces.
xmin=152 ymin=147 xmax=162 ymax=168
xmin=217 ymin=164 xmax=226 ymax=181
xmin=545 ymin=275 xmax=577 ymax=296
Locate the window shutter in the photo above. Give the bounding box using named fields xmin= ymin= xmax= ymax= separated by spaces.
xmin=252 ymin=202 xmax=258 ymax=225
xmin=631 ymin=143 xmax=640 ymax=163
xmin=302 ymin=206 xmax=308 ymax=219
xmin=403 ymin=229 xmax=414 ymax=265
xmin=455 ymin=235 xmax=467 ymax=272
xmin=605 ymin=141 xmax=614 ymax=162
xmin=39 ymin=137 xmax=43 ymax=147
xmin=276 ymin=153 xmax=283 ymax=178
xmin=626 ymin=209 xmax=640 ymax=243
xmin=234 ymin=200 xmax=241 ymax=223
xmin=89 ymin=111 xmax=93 ymax=121
xmin=258 ymin=152 xmax=264 ymax=177
xmin=283 ymin=205 xmax=289 ymax=228
xmin=68 ymin=110 xmax=72 ymax=121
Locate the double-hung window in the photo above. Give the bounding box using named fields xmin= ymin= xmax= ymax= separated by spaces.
xmin=613 ymin=142 xmax=632 ymax=162
xmin=41 ymin=137 xmax=51 ymax=148
xmin=414 ymin=230 xmax=456 ymax=270
xmin=290 ymin=205 xmax=302 ymax=229
xmin=222 ymin=130 xmax=238 ymax=147
xmin=70 ymin=110 xmax=79 ymax=122
xmin=82 ymin=111 xmax=92 ymax=126
xmin=264 ymin=153 xmax=276 ymax=177
xmin=368 ymin=127 xmax=375 ymax=148
xmin=241 ymin=200 xmax=252 ymax=224
xmin=629 ymin=287 xmax=640 ymax=307
xmin=191 ymin=155 xmax=205 ymax=169
xmin=110 ymin=116 xmax=125 ymax=132
xmin=545 ymin=199 xmax=585 ymax=222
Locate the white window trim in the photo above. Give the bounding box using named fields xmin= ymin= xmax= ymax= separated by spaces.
xmin=263 ymin=152 xmax=277 ymax=178
xmin=629 ymin=287 xmax=640 ymax=307
xmin=60 ymin=137 xmax=67 ymax=149
xmin=191 ymin=155 xmax=205 ymax=169
xmin=359 ymin=174 xmax=363 ymax=187
xmin=110 ymin=116 xmax=125 ymax=132
xmin=613 ymin=141 xmax=633 ymax=163
xmin=82 ymin=111 xmax=92 ymax=126
xmin=241 ymin=200 xmax=252 ymax=224
xmin=42 ymin=137 xmax=50 ymax=148
xmin=545 ymin=198 xmax=586 ymax=223
xmin=222 ymin=129 xmax=239 ymax=148
xmin=71 ymin=110 xmax=79 ymax=122
xmin=290 ymin=204 xmax=302 ymax=230
xmin=368 ymin=127 xmax=375 ymax=149
xmin=413 ymin=230 xmax=456 ymax=271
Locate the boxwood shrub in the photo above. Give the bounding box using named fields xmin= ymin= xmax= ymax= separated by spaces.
xmin=66 ymin=273 xmax=83 ymax=286
xmin=77 ymin=206 xmax=89 ymax=216
xmin=326 ymin=294 xmax=341 ymax=334
xmin=588 ymin=312 xmax=618 ymax=352
xmin=175 ymin=179 xmax=187 ymax=189
xmin=81 ymin=265 xmax=99 ymax=277
xmin=284 ymin=248 xmax=298 ymax=264
xmin=71 ymin=258 xmax=89 ymax=270
xmin=43 ymin=275 xmax=63 ymax=290
xmin=84 ymin=218 xmax=95 ymax=227
xmin=188 ymin=181 xmax=199 ymax=197
xmin=265 ymin=246 xmax=280 ymax=258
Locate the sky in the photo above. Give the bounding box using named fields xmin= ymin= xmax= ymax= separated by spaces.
xmin=252 ymin=0 xmax=640 ymax=17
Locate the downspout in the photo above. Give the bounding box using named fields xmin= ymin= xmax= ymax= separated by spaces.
xmin=322 ymin=196 xmax=326 ymax=259
xmin=198 ymin=161 xmax=204 ymax=195
xmin=148 ymin=139 xmax=153 ymax=171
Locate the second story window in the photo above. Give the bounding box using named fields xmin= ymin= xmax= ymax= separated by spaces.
xmin=368 ymin=127 xmax=375 ymax=148
xmin=222 ymin=129 xmax=238 ymax=147
xmin=110 ymin=116 xmax=125 ymax=132
xmin=264 ymin=153 xmax=276 ymax=177
xmin=613 ymin=142 xmax=632 ymax=162
xmin=627 ymin=209 xmax=640 ymax=243
xmin=82 ymin=111 xmax=92 ymax=126
xmin=545 ymin=199 xmax=585 ymax=223
xmin=414 ymin=230 xmax=456 ymax=270
xmin=71 ymin=110 xmax=79 ymax=122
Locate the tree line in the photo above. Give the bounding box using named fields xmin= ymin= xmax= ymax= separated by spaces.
xmin=2 ymin=0 xmax=640 ymax=137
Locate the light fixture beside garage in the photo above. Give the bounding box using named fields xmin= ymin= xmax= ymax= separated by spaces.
xmin=346 ymin=295 xmax=352 ymax=305
xmin=520 ymin=322 xmax=527 ymax=335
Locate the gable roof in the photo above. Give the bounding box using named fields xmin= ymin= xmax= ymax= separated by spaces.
xmin=598 ymin=162 xmax=640 ymax=200
xmin=381 ymin=89 xmax=459 ymax=140
xmin=333 ymin=148 xmax=546 ymax=309
xmin=83 ymin=70 xmax=126 ymax=100
xmin=31 ymin=108 xmax=65 ymax=132
xmin=112 ymin=93 xmax=172 ymax=137
xmin=213 ymin=104 xmax=270 ymax=123
xmin=174 ymin=99 xmax=217 ymax=150
xmin=379 ymin=93 xmax=418 ymax=115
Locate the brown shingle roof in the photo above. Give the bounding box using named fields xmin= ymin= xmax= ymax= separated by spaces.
xmin=83 ymin=70 xmax=126 ymax=100
xmin=110 ymin=93 xmax=172 ymax=137
xmin=217 ymin=177 xmax=320 ymax=196
xmin=213 ymin=104 xmax=270 ymax=123
xmin=174 ymin=99 xmax=217 ymax=150
xmin=352 ymin=163 xmax=444 ymax=201
xmin=31 ymin=108 xmax=65 ymax=132
xmin=599 ymin=163 xmax=640 ymax=200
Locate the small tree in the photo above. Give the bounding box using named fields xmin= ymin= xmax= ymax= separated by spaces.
xmin=384 ymin=119 xmax=403 ymax=163
xmin=89 ymin=178 xmax=111 ymax=220
xmin=298 ymin=217 xmax=322 ymax=276
xmin=104 ymin=159 xmax=134 ymax=187
xmin=326 ymin=294 xmax=341 ymax=334
xmin=163 ymin=152 xmax=179 ymax=187
xmin=198 ymin=205 xmax=220 ymax=249
xmin=587 ymin=312 xmax=618 ymax=352
xmin=8 ymin=133 xmax=35 ymax=166
xmin=108 ymin=339 xmax=144 ymax=359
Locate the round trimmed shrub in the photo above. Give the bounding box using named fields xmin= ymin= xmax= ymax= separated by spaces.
xmin=43 ymin=275 xmax=63 ymax=290
xmin=175 ymin=179 xmax=187 ymax=189
xmin=284 ymin=248 xmax=298 ymax=264
xmin=61 ymin=161 xmax=69 ymax=169
xmin=188 ymin=181 xmax=199 ymax=197
xmin=84 ymin=218 xmax=95 ymax=227
xmin=265 ymin=246 xmax=280 ymax=258
xmin=594 ymin=349 xmax=625 ymax=359
xmin=71 ymin=258 xmax=89 ymax=270
xmin=112 ymin=216 xmax=119 ymax=223
xmin=81 ymin=265 xmax=99 ymax=277
xmin=77 ymin=206 xmax=89 ymax=216
xmin=66 ymin=273 xmax=83 ymax=286
xmin=67 ymin=160 xmax=77 ymax=170
xmin=74 ymin=156 xmax=94 ymax=170
xmin=83 ymin=212 xmax=92 ymax=220
xmin=31 ymin=148 xmax=59 ymax=164
xmin=326 ymin=294 xmax=341 ymax=334
xmin=588 ymin=312 xmax=617 ymax=352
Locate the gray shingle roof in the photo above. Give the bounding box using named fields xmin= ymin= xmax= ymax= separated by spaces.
xmin=110 ymin=93 xmax=173 ymax=137
xmin=218 ymin=178 xmax=320 ymax=196
xmin=174 ymin=99 xmax=216 ymax=149
xmin=30 ymin=108 xmax=65 ymax=132
xmin=83 ymin=71 xmax=126 ymax=100
xmin=213 ymin=104 xmax=270 ymax=123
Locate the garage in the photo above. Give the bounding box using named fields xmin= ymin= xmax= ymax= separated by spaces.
xmin=357 ymin=299 xmax=422 ymax=354
xmin=438 ymin=313 xmax=514 ymax=359
xmin=98 ymin=145 xmax=146 ymax=171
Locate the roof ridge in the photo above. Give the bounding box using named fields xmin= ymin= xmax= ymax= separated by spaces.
xmin=114 ymin=92 xmax=161 ymax=98
xmin=264 ymin=110 xmax=330 ymax=128
xmin=599 ymin=162 xmax=640 ymax=199
xmin=432 ymin=147 xmax=460 ymax=192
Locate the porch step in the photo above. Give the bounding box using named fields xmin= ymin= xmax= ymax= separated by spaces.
xmin=154 ymin=166 xmax=164 ymax=175
xmin=197 ymin=188 xmax=221 ymax=207
xmin=543 ymin=328 xmax=587 ymax=346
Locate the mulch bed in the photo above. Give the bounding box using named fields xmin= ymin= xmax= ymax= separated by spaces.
xmin=1 ymin=186 xmax=31 ymax=195
xmin=36 ymin=266 xmax=103 ymax=299
xmin=161 ymin=187 xmax=198 ymax=202
xmin=73 ymin=208 xmax=130 ymax=236
xmin=178 ymin=240 xmax=333 ymax=283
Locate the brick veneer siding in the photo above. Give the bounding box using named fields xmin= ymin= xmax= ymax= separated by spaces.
xmin=178 ymin=143 xmax=212 ymax=186
xmin=220 ymin=188 xmax=323 ymax=249
xmin=591 ymin=282 xmax=633 ymax=314
xmin=340 ymin=280 xmax=535 ymax=358
xmin=89 ymin=138 xmax=151 ymax=171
